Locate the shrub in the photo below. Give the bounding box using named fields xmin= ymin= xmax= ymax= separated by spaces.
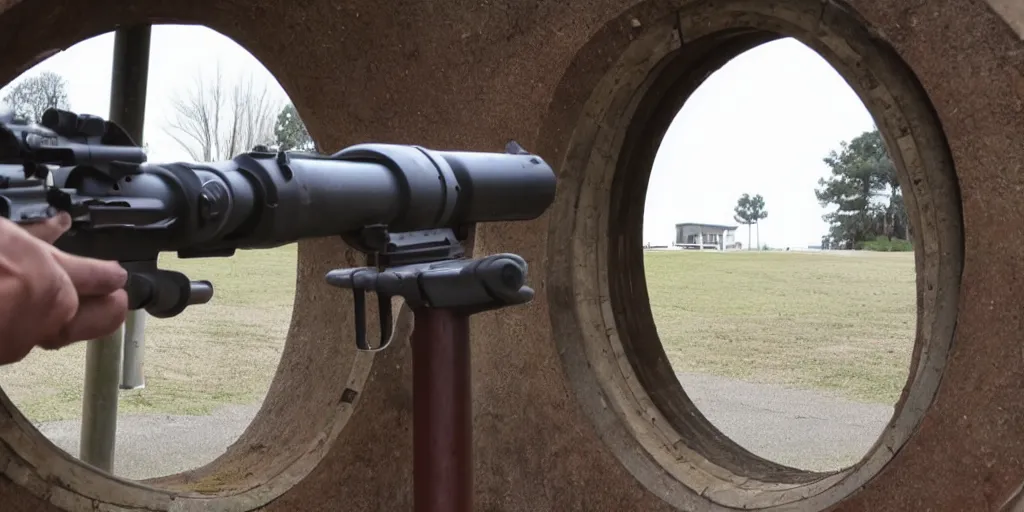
xmin=856 ymin=236 xmax=913 ymax=252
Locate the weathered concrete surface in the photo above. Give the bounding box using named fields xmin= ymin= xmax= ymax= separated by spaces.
xmin=987 ymin=0 xmax=1024 ymax=39
xmin=0 ymin=0 xmax=1020 ymax=511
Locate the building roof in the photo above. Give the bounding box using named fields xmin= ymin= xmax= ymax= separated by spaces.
xmin=675 ymin=222 xmax=739 ymax=230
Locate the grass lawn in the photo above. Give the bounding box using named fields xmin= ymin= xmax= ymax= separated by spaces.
xmin=646 ymin=250 xmax=916 ymax=405
xmin=0 ymin=246 xmax=915 ymax=424
xmin=0 ymin=245 xmax=298 ymax=423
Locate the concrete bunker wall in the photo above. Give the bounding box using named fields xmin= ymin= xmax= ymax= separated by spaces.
xmin=0 ymin=0 xmax=1022 ymax=510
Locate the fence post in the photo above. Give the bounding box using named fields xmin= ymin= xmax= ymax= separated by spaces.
xmin=79 ymin=24 xmax=152 ymax=472
xmin=120 ymin=311 xmax=147 ymax=390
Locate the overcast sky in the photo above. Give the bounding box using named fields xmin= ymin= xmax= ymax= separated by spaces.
xmin=1 ymin=26 xmax=876 ymax=249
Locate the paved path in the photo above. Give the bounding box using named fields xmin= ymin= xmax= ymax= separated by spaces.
xmin=35 ymin=373 xmax=894 ymax=479
xmin=36 ymin=403 xmax=260 ymax=480
xmin=676 ymin=373 xmax=894 ymax=471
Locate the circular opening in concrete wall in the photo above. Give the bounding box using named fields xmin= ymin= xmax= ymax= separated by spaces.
xmin=0 ymin=24 xmax=377 ymax=511
xmin=0 ymin=26 xmax=300 ymax=481
xmin=547 ymin=1 xmax=963 ymax=510
xmin=642 ymin=38 xmax=917 ymax=473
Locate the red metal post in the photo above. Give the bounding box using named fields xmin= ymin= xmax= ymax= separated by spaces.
xmin=412 ymin=307 xmax=473 ymax=512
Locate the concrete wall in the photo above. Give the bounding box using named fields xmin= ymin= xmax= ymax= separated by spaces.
xmin=0 ymin=0 xmax=1021 ymax=510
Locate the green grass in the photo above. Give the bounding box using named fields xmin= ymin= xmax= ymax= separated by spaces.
xmin=0 ymin=246 xmax=297 ymax=423
xmin=646 ymin=250 xmax=916 ymax=404
xmin=0 ymin=246 xmax=915 ymax=424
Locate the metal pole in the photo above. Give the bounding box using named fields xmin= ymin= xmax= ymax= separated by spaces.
xmin=79 ymin=24 xmax=152 ymax=472
xmin=79 ymin=323 xmax=124 ymax=471
xmin=120 ymin=310 xmax=146 ymax=389
xmin=412 ymin=307 xmax=473 ymax=512
xmin=111 ymin=24 xmax=152 ymax=391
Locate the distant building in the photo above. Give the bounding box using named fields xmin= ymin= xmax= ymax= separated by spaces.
xmin=674 ymin=223 xmax=739 ymax=250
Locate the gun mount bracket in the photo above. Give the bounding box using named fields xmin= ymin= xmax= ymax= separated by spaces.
xmin=325 ymin=253 xmax=533 ymax=352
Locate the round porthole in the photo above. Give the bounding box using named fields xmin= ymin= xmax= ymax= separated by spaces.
xmin=0 ymin=24 xmax=384 ymax=512
xmin=546 ymin=1 xmax=962 ymax=509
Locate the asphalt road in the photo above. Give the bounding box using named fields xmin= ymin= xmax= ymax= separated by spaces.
xmin=34 ymin=372 xmax=893 ymax=480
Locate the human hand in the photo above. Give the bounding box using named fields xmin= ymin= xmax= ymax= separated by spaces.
xmin=0 ymin=213 xmax=128 ymax=365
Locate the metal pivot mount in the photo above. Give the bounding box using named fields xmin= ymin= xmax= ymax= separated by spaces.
xmin=325 ymin=228 xmax=536 ymax=512
xmin=325 ymin=227 xmax=535 ymax=351
xmin=325 ymin=252 xmax=533 ymax=349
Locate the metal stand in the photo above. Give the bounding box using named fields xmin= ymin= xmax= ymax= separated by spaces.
xmin=326 ymin=249 xmax=535 ymax=512
xmin=412 ymin=308 xmax=472 ymax=512
xmin=79 ymin=24 xmax=151 ymax=472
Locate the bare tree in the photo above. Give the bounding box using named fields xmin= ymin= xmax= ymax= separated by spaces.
xmin=2 ymin=71 xmax=72 ymax=122
xmin=164 ymin=63 xmax=281 ymax=161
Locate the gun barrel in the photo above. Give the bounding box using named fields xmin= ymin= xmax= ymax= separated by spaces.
xmin=49 ymin=142 xmax=557 ymax=259
xmin=217 ymin=144 xmax=557 ymax=249
xmin=218 ymin=153 xmax=408 ymax=248
xmin=436 ymin=150 xmax=557 ymax=224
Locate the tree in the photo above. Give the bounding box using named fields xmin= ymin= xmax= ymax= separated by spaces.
xmin=164 ymin=63 xmax=281 ymax=161
xmin=748 ymin=194 xmax=768 ymax=250
xmin=877 ymin=156 xmax=911 ymax=243
xmin=814 ymin=129 xmax=908 ymax=249
xmin=274 ymin=103 xmax=317 ymax=152
xmin=734 ymin=193 xmax=768 ymax=251
xmin=2 ymin=71 xmax=71 ymax=122
xmin=734 ymin=194 xmax=754 ymax=250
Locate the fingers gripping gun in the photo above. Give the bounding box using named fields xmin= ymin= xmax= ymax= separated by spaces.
xmin=0 ymin=107 xmax=557 ymax=351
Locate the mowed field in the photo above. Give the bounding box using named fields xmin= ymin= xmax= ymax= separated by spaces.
xmin=0 ymin=245 xmax=298 ymax=423
xmin=646 ymin=249 xmax=916 ymax=404
xmin=0 ymin=246 xmax=916 ymax=424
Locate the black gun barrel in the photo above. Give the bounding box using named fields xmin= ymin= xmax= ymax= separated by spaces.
xmin=49 ymin=142 xmax=556 ymax=260
xmin=438 ymin=150 xmax=558 ymax=224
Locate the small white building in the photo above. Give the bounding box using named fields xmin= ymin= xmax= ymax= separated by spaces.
xmin=674 ymin=223 xmax=739 ymax=250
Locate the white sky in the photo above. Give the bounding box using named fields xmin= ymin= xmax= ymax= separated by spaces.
xmin=1 ymin=27 xmax=875 ymax=249
xmin=2 ymin=26 xmax=291 ymax=164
